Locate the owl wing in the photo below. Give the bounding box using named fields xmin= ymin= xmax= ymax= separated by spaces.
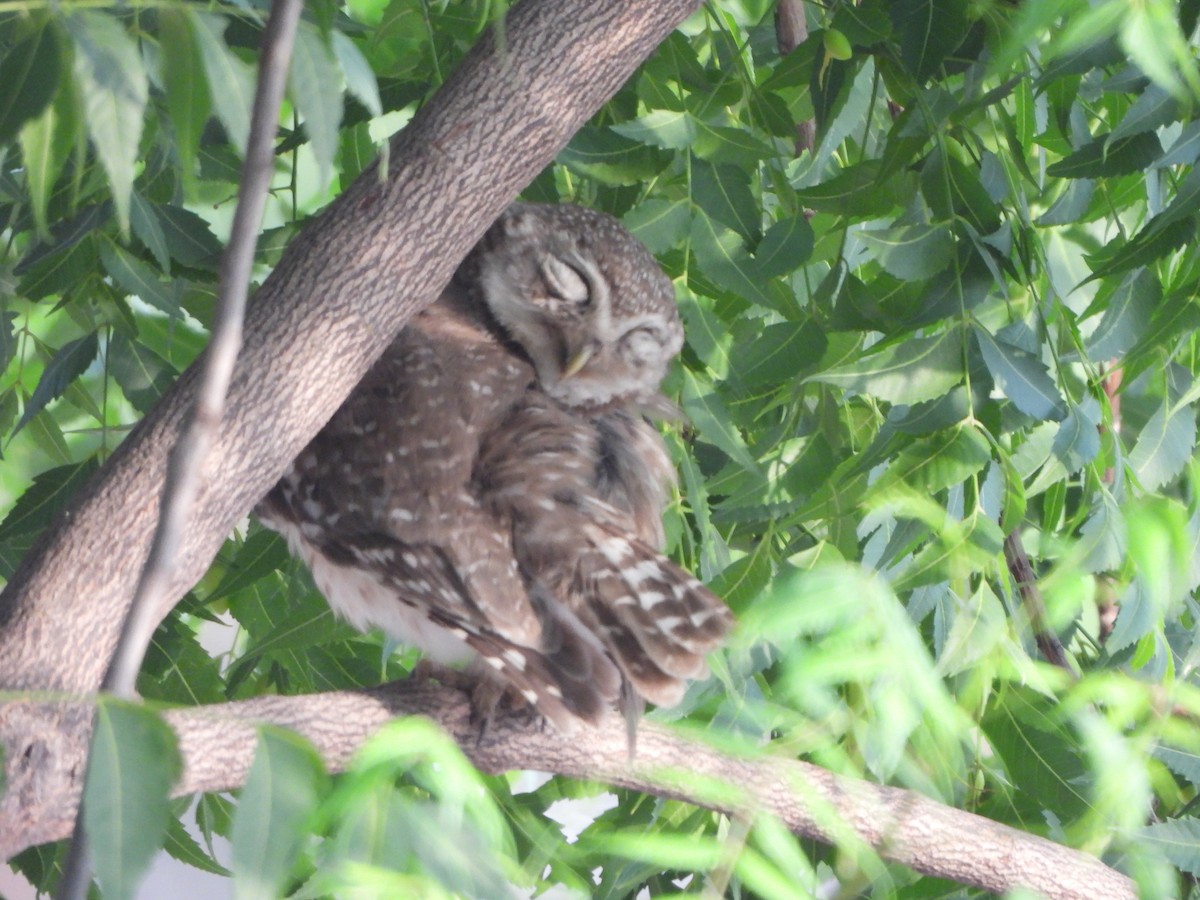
xmin=258 ymin=308 xmax=622 ymax=727
xmin=475 ymin=393 xmax=734 ymax=710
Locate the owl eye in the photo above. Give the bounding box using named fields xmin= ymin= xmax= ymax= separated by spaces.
xmin=540 ymin=256 xmax=591 ymax=305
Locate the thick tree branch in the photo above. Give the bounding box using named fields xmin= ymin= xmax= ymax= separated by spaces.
xmin=0 ymin=0 xmax=701 ymax=695
xmin=2 ymin=685 xmax=1136 ymax=900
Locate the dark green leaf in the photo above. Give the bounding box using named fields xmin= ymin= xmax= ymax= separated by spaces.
xmin=151 ymin=204 xmax=223 ymax=268
xmin=557 ymin=127 xmax=671 ymax=186
xmin=921 ymin=146 xmax=1002 ymax=234
xmin=795 ymin=161 xmax=903 ymax=217
xmin=810 ymin=329 xmax=964 ymax=405
xmin=859 ymin=223 xmax=955 ymax=280
xmin=159 ymin=8 xmax=210 ymax=187
xmin=130 ymin=192 xmax=172 ymax=273
xmin=753 ymin=215 xmax=814 ymax=279
xmin=692 ymin=160 xmax=761 ymax=244
xmin=680 ymin=368 xmax=759 ymax=473
xmin=0 ymin=24 xmax=61 ymax=148
xmin=732 ymin=320 xmax=826 ymax=389
xmin=108 ymin=331 xmax=177 ymax=412
xmin=86 ymin=700 xmax=180 ymax=900
xmin=14 ymin=333 xmax=99 ymax=435
xmin=1046 ymin=132 xmax=1163 ymax=178
xmin=0 ymin=459 xmax=98 ymax=578
xmin=99 ymin=240 xmax=181 ymax=318
xmin=1051 ymin=404 xmax=1100 ymax=473
xmin=973 ymin=326 xmax=1066 ymax=421
xmin=888 ymin=0 xmax=968 ymax=83
xmin=192 ymin=12 xmax=254 ymax=155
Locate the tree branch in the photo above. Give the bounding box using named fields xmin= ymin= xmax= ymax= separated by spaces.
xmin=3 ymin=685 xmax=1136 ymax=900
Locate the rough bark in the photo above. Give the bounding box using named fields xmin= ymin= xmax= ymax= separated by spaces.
xmin=0 ymin=0 xmax=700 ymax=856
xmin=1 ymin=685 xmax=1137 ymax=900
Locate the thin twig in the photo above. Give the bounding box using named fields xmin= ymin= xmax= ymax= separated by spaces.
xmin=56 ymin=1 xmax=303 ymax=896
xmin=775 ymin=0 xmax=814 ymax=155
xmin=1004 ymin=530 xmax=1073 ymax=672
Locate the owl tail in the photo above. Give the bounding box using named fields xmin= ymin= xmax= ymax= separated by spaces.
xmin=576 ymin=525 xmax=734 ymax=710
xmin=446 ymin=591 xmax=622 ymax=732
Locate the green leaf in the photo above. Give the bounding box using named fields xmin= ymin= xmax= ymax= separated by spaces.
xmin=232 ymin=729 xmax=325 ymax=900
xmin=869 ymin=424 xmax=991 ymax=495
xmin=921 ymin=146 xmax=1002 ymax=234
xmin=810 ymin=329 xmax=964 ymax=405
xmin=1051 ymin=403 xmax=1100 ymax=473
xmin=973 ymin=326 xmax=1066 ymax=421
xmin=732 ymin=320 xmax=827 ymax=389
xmin=159 ymin=8 xmax=211 ymax=188
xmin=1046 ymin=132 xmax=1163 ymax=178
xmin=1130 ymin=401 xmax=1196 ymax=490
xmin=859 ymin=223 xmax=955 ymax=280
xmin=754 ymin=215 xmax=815 ymax=279
xmin=610 ymin=109 xmax=698 ymax=150
xmin=86 ymin=700 xmax=180 ymax=900
xmin=290 ymin=22 xmax=344 ymax=191
xmin=0 ymin=23 xmax=61 ymax=148
xmin=192 ymin=13 xmax=254 ymax=156
xmin=1140 ymin=818 xmax=1200 ymax=877
xmin=14 ymin=333 xmax=99 ymax=436
xmin=18 ymin=85 xmax=74 ymax=239
xmin=0 ymin=459 xmax=98 ymax=579
xmin=331 ymin=31 xmax=382 ymax=117
xmin=557 ymin=127 xmax=670 ymax=186
xmin=108 ymin=332 xmax=177 ymax=413
xmin=66 ymin=11 xmax=148 ymax=235
xmin=688 ymin=212 xmax=779 ymax=311
xmin=692 ymin=160 xmax=761 ymax=244
xmin=622 ymin=198 xmax=690 ymax=254
xmin=99 ymin=240 xmax=181 ymax=318
xmin=888 ymin=0 xmax=969 ymax=83
xmin=680 ymin=368 xmax=759 ymax=474
xmin=1085 ymin=267 xmax=1158 ymax=361
xmin=152 ymin=204 xmax=223 ymax=269
xmin=794 ymin=160 xmax=902 ymax=217
xmin=130 ymin=192 xmax=172 ymax=273
xmin=164 ymin=816 xmax=231 ymax=877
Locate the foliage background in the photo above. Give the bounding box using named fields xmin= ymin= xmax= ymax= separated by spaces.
xmin=3 ymin=0 xmax=1200 ymax=896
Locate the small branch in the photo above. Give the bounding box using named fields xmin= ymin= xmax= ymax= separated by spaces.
xmin=775 ymin=0 xmax=814 ymax=155
xmin=57 ymin=2 xmax=304 ymax=897
xmin=1004 ymin=530 xmax=1072 ymax=671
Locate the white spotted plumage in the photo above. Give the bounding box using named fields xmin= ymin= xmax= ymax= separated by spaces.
xmin=258 ymin=203 xmax=733 ymax=730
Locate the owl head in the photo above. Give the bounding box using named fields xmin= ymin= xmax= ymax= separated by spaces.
xmin=470 ymin=203 xmax=684 ymax=409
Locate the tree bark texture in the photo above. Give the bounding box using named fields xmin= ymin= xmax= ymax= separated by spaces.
xmin=0 ymin=685 xmax=1137 ymax=900
xmin=0 ymin=0 xmax=699 ymax=855
xmin=0 ymin=0 xmax=701 ymax=693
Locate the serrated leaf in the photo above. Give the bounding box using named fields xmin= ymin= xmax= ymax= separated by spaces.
xmin=974 ymin=326 xmax=1066 ymax=421
xmin=159 ymin=8 xmax=210 ymax=188
xmin=859 ymin=223 xmax=955 ymax=280
xmin=794 ymin=161 xmax=901 ymax=217
xmin=130 ymin=192 xmax=171 ymax=273
xmin=86 ymin=700 xmax=180 ymax=900
xmin=1141 ymin=818 xmax=1200 ymax=877
xmin=108 ymin=332 xmax=177 ymax=412
xmin=610 ymin=109 xmax=698 ymax=150
xmin=680 ymin=368 xmax=759 ymax=474
xmin=232 ymin=729 xmax=324 ymax=900
xmin=99 ymin=240 xmax=181 ymax=318
xmin=66 ymin=12 xmax=148 ymax=235
xmin=0 ymin=23 xmax=61 ymax=148
xmin=557 ymin=127 xmax=670 ymax=186
xmin=192 ymin=13 xmax=254 ymax=156
xmin=1037 ymin=178 xmax=1095 ymax=226
xmin=210 ymin=530 xmax=292 ymax=601
xmin=331 ymin=31 xmax=381 ymax=117
xmin=19 ymin=91 xmax=74 ymax=240
xmin=688 ymin=212 xmax=778 ymax=311
xmin=733 ymin=320 xmax=827 ymax=389
xmin=692 ymin=160 xmax=760 ymax=244
xmin=152 ymin=204 xmax=223 ymax=269
xmin=921 ymin=146 xmax=1002 ymax=234
xmin=290 ymin=23 xmax=344 ymax=191
xmin=889 ymin=0 xmax=968 ymax=83
xmin=13 ymin=333 xmax=99 ymax=436
xmin=1130 ymin=401 xmax=1196 ymax=490
xmin=164 ymin=817 xmax=231 ymax=877
xmin=1046 ymin=132 xmax=1163 ymax=178
xmin=1086 ymin=267 xmax=1158 ymax=360
xmin=870 ymin=424 xmax=991 ymax=496
xmin=754 ymin=215 xmax=815 ymax=279
xmin=1051 ymin=403 xmax=1100 ymax=473
xmin=0 ymin=459 xmax=98 ymax=577
xmin=622 ymin=198 xmax=690 ymax=255
xmin=810 ymin=329 xmax=964 ymax=405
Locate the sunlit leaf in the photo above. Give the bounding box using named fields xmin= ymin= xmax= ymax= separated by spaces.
xmin=810 ymin=329 xmax=964 ymax=405
xmin=290 ymin=22 xmax=344 ymax=190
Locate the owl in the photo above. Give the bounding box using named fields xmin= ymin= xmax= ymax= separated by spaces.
xmin=258 ymin=203 xmax=733 ymax=730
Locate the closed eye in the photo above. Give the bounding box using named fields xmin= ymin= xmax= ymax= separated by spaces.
xmin=540 ymin=255 xmax=590 ymax=305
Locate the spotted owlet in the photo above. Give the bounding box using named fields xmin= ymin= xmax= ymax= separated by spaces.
xmin=257 ymin=203 xmax=733 ymax=730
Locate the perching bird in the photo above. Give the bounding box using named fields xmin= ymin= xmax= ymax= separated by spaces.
xmin=257 ymin=203 xmax=733 ymax=730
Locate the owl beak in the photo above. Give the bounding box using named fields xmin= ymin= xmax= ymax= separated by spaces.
xmin=562 ymin=342 xmax=596 ymax=379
